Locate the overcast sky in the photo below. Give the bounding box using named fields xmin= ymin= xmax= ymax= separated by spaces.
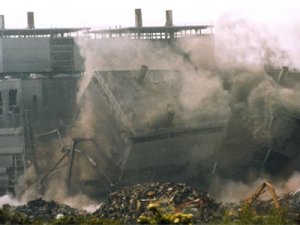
xmin=1 ymin=0 xmax=300 ymax=29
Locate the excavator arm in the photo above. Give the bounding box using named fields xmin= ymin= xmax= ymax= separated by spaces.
xmin=243 ymin=181 xmax=280 ymax=210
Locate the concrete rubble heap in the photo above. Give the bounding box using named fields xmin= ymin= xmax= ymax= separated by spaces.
xmin=93 ymin=182 xmax=223 ymax=224
xmin=15 ymin=198 xmax=79 ymax=220
xmin=1 ymin=183 xmax=300 ymax=224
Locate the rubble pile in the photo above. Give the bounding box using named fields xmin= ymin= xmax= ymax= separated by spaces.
xmin=94 ymin=182 xmax=222 ymax=224
xmin=278 ymin=192 xmax=300 ymax=219
xmin=231 ymin=191 xmax=300 ymax=217
xmin=15 ymin=198 xmax=79 ymax=220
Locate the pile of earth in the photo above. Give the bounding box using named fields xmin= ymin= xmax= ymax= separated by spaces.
xmin=15 ymin=197 xmax=80 ymax=220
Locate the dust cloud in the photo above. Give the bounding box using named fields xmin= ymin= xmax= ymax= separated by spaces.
xmin=73 ymin=13 xmax=300 ymax=196
xmin=206 ymin=15 xmax=300 ymax=200
xmin=215 ymin=172 xmax=300 ymax=203
xmin=0 ymin=195 xmax=22 ymax=207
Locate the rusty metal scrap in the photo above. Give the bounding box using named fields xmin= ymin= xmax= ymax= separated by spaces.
xmin=93 ymin=182 xmax=222 ymax=224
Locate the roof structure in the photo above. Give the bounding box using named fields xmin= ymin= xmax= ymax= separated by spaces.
xmin=0 ymin=27 xmax=90 ymax=38
xmin=88 ymin=25 xmax=213 ymax=40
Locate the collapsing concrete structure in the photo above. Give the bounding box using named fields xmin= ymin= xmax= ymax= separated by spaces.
xmin=68 ymin=66 xmax=300 ymax=197
xmin=68 ymin=69 xmax=228 ymax=196
xmin=67 ymin=8 xmax=300 ymax=195
xmin=1 ymin=9 xmax=300 ymax=198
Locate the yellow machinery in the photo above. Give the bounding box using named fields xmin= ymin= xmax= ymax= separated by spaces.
xmin=242 ymin=181 xmax=281 ymax=211
xmin=224 ymin=181 xmax=284 ymax=224
xmin=137 ymin=198 xmax=193 ymax=224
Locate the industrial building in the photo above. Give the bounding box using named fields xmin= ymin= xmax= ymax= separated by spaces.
xmin=0 ymin=11 xmax=87 ymax=194
xmin=0 ymin=12 xmax=87 ymax=75
xmin=0 ymin=77 xmax=77 ymax=195
xmin=0 ymin=10 xmax=214 ymax=75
